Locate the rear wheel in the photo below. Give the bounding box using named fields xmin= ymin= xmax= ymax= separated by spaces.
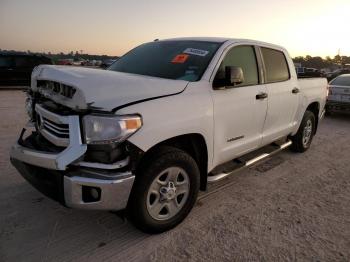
xmin=127 ymin=147 xmax=200 ymax=233
xmin=290 ymin=110 xmax=316 ymax=153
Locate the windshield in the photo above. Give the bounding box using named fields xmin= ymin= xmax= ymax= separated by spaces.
xmin=330 ymin=75 xmax=350 ymax=86
xmin=108 ymin=41 xmax=222 ymax=81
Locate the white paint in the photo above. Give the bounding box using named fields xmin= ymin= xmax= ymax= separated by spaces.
xmin=30 ymin=37 xmax=328 ymax=172
xmin=32 ymin=65 xmax=188 ymax=111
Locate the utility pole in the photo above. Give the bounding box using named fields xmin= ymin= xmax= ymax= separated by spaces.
xmin=336 ymin=49 xmax=342 ymax=67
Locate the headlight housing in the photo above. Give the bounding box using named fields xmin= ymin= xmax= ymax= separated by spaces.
xmin=83 ymin=114 xmax=142 ymax=145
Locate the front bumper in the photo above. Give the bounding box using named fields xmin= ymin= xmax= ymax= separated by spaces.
xmin=10 ymin=128 xmax=135 ymax=211
xmin=10 ymin=141 xmax=86 ymax=170
xmin=10 ymin=101 xmax=136 ymax=211
xmin=10 ymin=104 xmax=87 ymax=170
xmin=11 ymin=157 xmax=135 ymax=211
xmin=63 ymin=172 xmax=134 ymax=211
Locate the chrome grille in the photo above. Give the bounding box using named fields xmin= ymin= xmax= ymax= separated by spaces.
xmin=42 ymin=117 xmax=69 ymax=138
xmin=35 ymin=104 xmax=71 ymax=147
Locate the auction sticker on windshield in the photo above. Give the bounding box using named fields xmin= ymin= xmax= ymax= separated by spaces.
xmin=171 ymin=54 xmax=189 ymax=63
xmin=183 ymin=48 xmax=209 ymax=57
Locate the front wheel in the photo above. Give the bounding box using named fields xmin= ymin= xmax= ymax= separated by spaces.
xmin=290 ymin=110 xmax=316 ymax=153
xmin=127 ymin=147 xmax=200 ymax=233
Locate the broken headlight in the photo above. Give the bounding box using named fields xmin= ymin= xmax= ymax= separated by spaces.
xmin=82 ymin=114 xmax=142 ymax=145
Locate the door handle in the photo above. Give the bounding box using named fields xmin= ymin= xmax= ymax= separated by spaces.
xmin=256 ymin=92 xmax=268 ymax=100
xmin=292 ymin=87 xmax=300 ymax=94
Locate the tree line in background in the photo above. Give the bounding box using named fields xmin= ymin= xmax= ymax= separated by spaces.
xmin=292 ymin=55 xmax=350 ymax=69
xmin=1 ymin=49 xmax=350 ymax=69
xmin=0 ymin=49 xmax=119 ymax=63
xmin=45 ymin=51 xmax=120 ymax=63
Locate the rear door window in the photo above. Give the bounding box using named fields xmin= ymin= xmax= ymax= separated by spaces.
xmin=261 ymin=47 xmax=290 ymax=83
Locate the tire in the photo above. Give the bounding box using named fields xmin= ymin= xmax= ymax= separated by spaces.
xmin=290 ymin=110 xmax=316 ymax=153
xmin=127 ymin=146 xmax=200 ymax=233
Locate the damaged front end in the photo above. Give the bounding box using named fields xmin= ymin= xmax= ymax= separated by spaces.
xmin=31 ymin=66 xmax=92 ymax=111
xmin=10 ymin=76 xmax=144 ymax=211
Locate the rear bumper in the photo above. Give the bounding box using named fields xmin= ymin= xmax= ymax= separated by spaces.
xmin=11 ymin=158 xmax=135 ymax=211
xmin=326 ymin=101 xmax=350 ymax=111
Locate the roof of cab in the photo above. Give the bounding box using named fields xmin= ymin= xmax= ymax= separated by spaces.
xmin=161 ymin=37 xmax=231 ymax=43
xmin=160 ymin=37 xmax=286 ymax=51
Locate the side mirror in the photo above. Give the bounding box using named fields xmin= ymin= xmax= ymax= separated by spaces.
xmin=225 ymin=66 xmax=244 ymax=86
xmin=213 ymin=66 xmax=244 ymax=89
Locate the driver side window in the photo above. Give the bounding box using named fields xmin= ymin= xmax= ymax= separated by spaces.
xmin=215 ymin=45 xmax=259 ymax=87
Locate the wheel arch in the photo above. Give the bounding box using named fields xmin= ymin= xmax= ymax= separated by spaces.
xmin=133 ymin=133 xmax=209 ymax=191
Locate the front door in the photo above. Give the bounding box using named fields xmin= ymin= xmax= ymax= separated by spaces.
xmin=211 ymin=45 xmax=268 ymax=167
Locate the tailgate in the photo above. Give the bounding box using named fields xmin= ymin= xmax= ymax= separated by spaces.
xmin=297 ymin=77 xmax=328 ymax=116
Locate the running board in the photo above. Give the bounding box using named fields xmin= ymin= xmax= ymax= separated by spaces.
xmin=207 ymin=140 xmax=292 ymax=183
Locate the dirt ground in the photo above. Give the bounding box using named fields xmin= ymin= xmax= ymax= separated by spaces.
xmin=0 ymin=90 xmax=349 ymax=262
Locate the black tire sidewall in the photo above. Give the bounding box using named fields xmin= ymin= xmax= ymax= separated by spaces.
xmin=291 ymin=110 xmax=316 ymax=152
xmin=301 ymin=111 xmax=315 ymax=149
xmin=127 ymin=147 xmax=200 ymax=233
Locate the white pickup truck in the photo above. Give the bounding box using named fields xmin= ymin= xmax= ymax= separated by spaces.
xmin=10 ymin=37 xmax=327 ymax=233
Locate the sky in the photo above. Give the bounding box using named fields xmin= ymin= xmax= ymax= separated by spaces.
xmin=0 ymin=0 xmax=349 ymax=58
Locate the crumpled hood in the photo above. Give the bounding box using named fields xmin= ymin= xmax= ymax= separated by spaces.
xmin=31 ymin=65 xmax=188 ymax=111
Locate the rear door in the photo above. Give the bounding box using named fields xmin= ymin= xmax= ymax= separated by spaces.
xmin=259 ymin=47 xmax=299 ymax=145
xmin=211 ymin=45 xmax=268 ymax=166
